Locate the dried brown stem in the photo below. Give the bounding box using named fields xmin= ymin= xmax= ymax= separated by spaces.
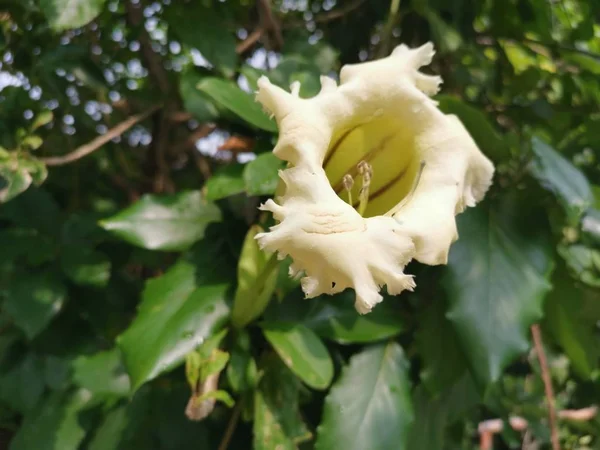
xmin=41 ymin=106 xmax=160 ymax=166
xmin=257 ymin=0 xmax=283 ymax=50
xmin=531 ymin=324 xmax=560 ymax=450
xmin=236 ymin=28 xmax=265 ymax=55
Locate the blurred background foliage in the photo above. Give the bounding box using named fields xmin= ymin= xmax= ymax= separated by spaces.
xmin=0 ymin=0 xmax=599 ymax=449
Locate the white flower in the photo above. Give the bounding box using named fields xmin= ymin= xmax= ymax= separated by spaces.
xmin=255 ymin=43 xmax=495 ymax=314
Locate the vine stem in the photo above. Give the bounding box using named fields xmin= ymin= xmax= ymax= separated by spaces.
xmin=531 ymin=324 xmax=560 ymax=450
xmin=217 ymin=400 xmax=243 ymax=450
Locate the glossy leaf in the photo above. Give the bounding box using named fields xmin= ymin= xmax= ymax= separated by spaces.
xmin=243 ymin=153 xmax=284 ymax=196
xmin=72 ymin=349 xmax=131 ymax=396
xmin=205 ymin=164 xmax=246 ymax=201
xmin=4 ymin=271 xmax=67 ymax=339
xmin=117 ymin=238 xmax=232 ymax=391
xmin=531 ymin=136 xmax=594 ymax=221
xmin=445 ymin=200 xmax=553 ymax=386
xmin=232 ymin=225 xmax=279 ymax=328
xmin=315 ymin=342 xmax=413 ymax=450
xmin=254 ymin=355 xmax=312 ymax=450
xmin=262 ymin=323 xmax=333 ymax=390
xmin=100 ymin=191 xmax=221 ymax=251
xmin=196 ymin=78 xmax=278 ymax=132
xmin=39 ymin=0 xmax=106 ymax=31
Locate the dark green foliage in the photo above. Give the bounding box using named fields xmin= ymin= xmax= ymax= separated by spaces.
xmin=1 ymin=0 xmax=599 ymax=449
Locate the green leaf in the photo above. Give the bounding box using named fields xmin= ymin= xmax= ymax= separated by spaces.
xmin=254 ymin=355 xmax=312 ymax=450
xmin=315 ymin=342 xmax=413 ymax=450
xmin=445 ymin=199 xmax=553 ymax=386
xmin=0 ymin=353 xmax=45 ymax=413
xmin=10 ymin=389 xmax=93 ymax=450
xmin=200 ymin=349 xmax=230 ymax=380
xmin=180 ymin=72 xmax=219 ymax=123
xmin=166 ymin=6 xmax=236 ymax=77
xmin=196 ymin=78 xmax=278 ymax=132
xmin=243 ymin=153 xmax=284 ymax=196
xmin=39 ymin=0 xmax=107 ymax=31
xmin=544 ymin=274 xmax=600 ymax=379
xmin=31 ymin=111 xmax=53 ymax=131
xmin=416 ymin=297 xmax=468 ymax=395
xmin=407 ymin=376 xmax=480 ymax=450
xmin=205 ymin=164 xmax=246 ymax=201
xmin=266 ymin=290 xmax=407 ymax=344
xmin=232 ymin=225 xmax=279 ymax=328
xmin=72 ymin=349 xmax=131 ymax=397
xmin=424 ymin=10 xmax=463 ymax=53
xmin=4 ymin=271 xmax=67 ymax=339
xmin=437 ymin=95 xmax=509 ymax=162
xmin=60 ymin=245 xmax=111 ymax=287
xmin=262 ymin=323 xmax=333 ymax=390
xmin=195 ymin=389 xmax=234 ymax=408
xmin=530 ymin=136 xmax=594 ymax=221
xmin=227 ymin=331 xmax=258 ymax=393
xmin=100 ymin=191 xmax=221 ymax=251
xmin=117 ymin=238 xmax=232 ymax=391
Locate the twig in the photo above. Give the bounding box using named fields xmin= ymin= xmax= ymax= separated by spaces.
xmin=41 ymin=106 xmax=160 ymax=166
xmin=531 ymin=324 xmax=560 ymax=450
xmin=257 ymin=0 xmax=283 ymax=50
xmin=236 ymin=28 xmax=264 ymax=55
xmin=217 ymin=400 xmax=243 ymax=450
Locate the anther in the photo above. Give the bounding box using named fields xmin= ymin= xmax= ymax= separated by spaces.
xmin=343 ymin=174 xmax=354 ymax=205
xmin=357 ymin=160 xmax=373 ymax=216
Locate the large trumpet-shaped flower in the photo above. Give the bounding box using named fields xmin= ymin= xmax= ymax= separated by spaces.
xmin=255 ymin=43 xmax=495 ymax=314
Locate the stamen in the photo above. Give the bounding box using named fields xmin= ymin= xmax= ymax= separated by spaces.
xmin=385 ymin=160 xmax=426 ymax=217
xmin=343 ymin=174 xmax=354 ymax=205
xmin=357 ymin=161 xmax=373 ymax=216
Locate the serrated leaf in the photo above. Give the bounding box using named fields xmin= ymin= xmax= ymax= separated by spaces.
xmin=205 ymin=164 xmax=245 ymax=201
xmin=39 ymin=0 xmax=107 ymax=31
xmin=232 ymin=225 xmax=279 ymax=328
xmin=254 ymin=355 xmax=312 ymax=450
xmin=4 ymin=271 xmax=67 ymax=339
xmin=243 ymin=153 xmax=284 ymax=196
xmin=530 ymin=136 xmax=594 ymax=221
xmin=262 ymin=323 xmax=333 ymax=390
xmin=100 ymin=191 xmax=221 ymax=251
xmin=10 ymin=389 xmax=93 ymax=450
xmin=315 ymin=342 xmax=413 ymax=450
xmin=117 ymin=238 xmax=232 ymax=391
xmin=196 ymin=78 xmax=277 ymax=132
xmin=72 ymin=348 xmax=130 ymax=396
xmin=445 ymin=199 xmax=553 ymax=386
